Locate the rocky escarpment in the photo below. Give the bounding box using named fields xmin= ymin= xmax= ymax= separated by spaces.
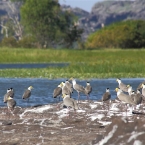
xmin=78 ymin=0 xmax=145 ymax=40
xmin=0 ymin=0 xmax=145 ymax=40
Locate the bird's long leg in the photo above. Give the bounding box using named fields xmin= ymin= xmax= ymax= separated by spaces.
xmin=7 ymin=107 xmax=11 ymax=120
xmin=66 ymin=107 xmax=70 ymax=119
xmin=78 ymin=92 xmax=80 ymax=103
xmin=55 ymin=98 xmax=57 ymax=103
xmin=141 ymin=103 xmax=144 ymax=112
xmin=10 ymin=108 xmax=15 ymax=116
xmin=4 ymin=106 xmax=8 ymax=114
xmin=103 ymin=101 xmax=108 ymax=111
xmin=125 ymin=104 xmax=128 ymax=118
xmin=133 ymin=105 xmax=136 ymax=112
xmin=87 ymin=94 xmax=90 ymax=101
xmin=108 ymin=102 xmax=110 ymax=113
xmin=56 ymin=103 xmax=61 ymax=110
xmin=27 ymin=98 xmax=30 ymax=107
xmin=108 ymin=100 xmax=112 ymax=113
xmin=102 ymin=100 xmax=105 ymax=110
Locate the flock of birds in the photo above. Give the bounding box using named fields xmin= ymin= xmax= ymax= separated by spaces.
xmin=3 ymin=86 xmax=33 ymax=113
xmin=2 ymin=77 xmax=145 ymax=116
xmin=115 ymin=78 xmax=145 ymax=107
xmin=51 ymin=77 xmax=145 ymax=115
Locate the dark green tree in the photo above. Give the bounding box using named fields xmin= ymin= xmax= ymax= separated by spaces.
xmin=20 ymin=0 xmax=83 ymax=48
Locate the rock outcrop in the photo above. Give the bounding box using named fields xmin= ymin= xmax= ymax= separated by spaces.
xmin=0 ymin=0 xmax=145 ymax=40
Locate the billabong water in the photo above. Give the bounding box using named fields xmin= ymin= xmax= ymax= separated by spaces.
xmin=0 ymin=78 xmax=143 ymax=107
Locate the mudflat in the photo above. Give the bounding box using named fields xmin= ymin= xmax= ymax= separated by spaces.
xmin=0 ymin=100 xmax=145 ymax=145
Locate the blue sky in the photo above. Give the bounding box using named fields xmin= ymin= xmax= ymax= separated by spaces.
xmin=59 ymin=0 xmax=103 ymax=12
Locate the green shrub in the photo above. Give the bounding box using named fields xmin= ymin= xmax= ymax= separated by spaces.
xmin=1 ymin=37 xmax=18 ymax=48
xmin=86 ymin=20 xmax=145 ymax=49
xmin=18 ymin=36 xmax=36 ymax=48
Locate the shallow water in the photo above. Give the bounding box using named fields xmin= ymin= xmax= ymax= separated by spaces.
xmin=0 ymin=63 xmax=69 ymax=69
xmin=0 ymin=78 xmax=144 ymax=107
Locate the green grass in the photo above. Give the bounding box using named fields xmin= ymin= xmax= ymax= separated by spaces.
xmin=0 ymin=48 xmax=145 ymax=79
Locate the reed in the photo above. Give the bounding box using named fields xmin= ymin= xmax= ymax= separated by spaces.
xmin=0 ymin=48 xmax=145 ymax=78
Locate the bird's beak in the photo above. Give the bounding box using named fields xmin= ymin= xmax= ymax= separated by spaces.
xmin=30 ymin=86 xmax=33 ymax=89
xmin=127 ymin=85 xmax=130 ymax=88
xmin=69 ymin=77 xmax=73 ymax=81
xmin=115 ymin=88 xmax=118 ymax=92
xmin=60 ymin=82 xmax=63 ymax=86
xmin=7 ymin=96 xmax=12 ymax=100
xmin=62 ymin=94 xmax=65 ymax=98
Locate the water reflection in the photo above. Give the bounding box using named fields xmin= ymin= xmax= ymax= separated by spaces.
xmin=0 ymin=78 xmax=144 ymax=107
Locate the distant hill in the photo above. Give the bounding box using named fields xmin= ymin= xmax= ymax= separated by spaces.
xmin=61 ymin=4 xmax=90 ymax=18
xmin=0 ymin=0 xmax=145 ymax=41
xmin=62 ymin=0 xmax=145 ymax=40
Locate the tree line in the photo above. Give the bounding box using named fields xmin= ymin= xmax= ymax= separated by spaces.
xmin=0 ymin=0 xmax=145 ymax=49
xmin=0 ymin=0 xmax=83 ymax=48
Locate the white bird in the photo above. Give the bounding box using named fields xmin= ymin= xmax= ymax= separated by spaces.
xmin=102 ymin=88 xmax=111 ymax=102
xmin=62 ymin=94 xmax=79 ymax=117
xmin=65 ymin=80 xmax=73 ymax=94
xmin=137 ymin=80 xmax=145 ymax=91
xmin=115 ymin=88 xmax=135 ymax=116
xmin=7 ymin=96 xmax=16 ymax=112
xmin=61 ymin=82 xmax=72 ymax=97
xmin=127 ymin=84 xmax=134 ymax=96
xmin=141 ymin=84 xmax=145 ymax=97
xmin=116 ymin=78 xmax=128 ymax=92
xmin=102 ymin=88 xmax=111 ymax=112
xmin=115 ymin=88 xmax=135 ymax=105
xmin=3 ymin=88 xmax=14 ymax=103
xmin=130 ymin=90 xmax=143 ymax=111
xmin=132 ymin=90 xmax=142 ymax=105
xmin=69 ymin=78 xmax=87 ymax=102
xmin=62 ymin=94 xmax=79 ymax=111
xmin=85 ymin=82 xmax=92 ymax=100
xmin=22 ymin=86 xmax=33 ymax=102
xmin=53 ymin=83 xmax=62 ymax=102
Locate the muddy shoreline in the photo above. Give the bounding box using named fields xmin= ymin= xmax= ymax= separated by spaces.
xmin=0 ymin=100 xmax=145 ymax=145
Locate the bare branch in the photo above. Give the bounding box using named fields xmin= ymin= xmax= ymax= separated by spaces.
xmin=2 ymin=0 xmax=23 ymax=40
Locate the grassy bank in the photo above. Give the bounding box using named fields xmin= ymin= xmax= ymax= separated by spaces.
xmin=0 ymin=48 xmax=145 ymax=79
